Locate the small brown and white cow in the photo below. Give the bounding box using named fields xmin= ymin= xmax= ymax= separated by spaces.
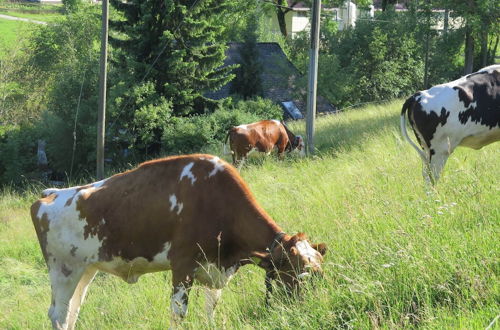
xmin=401 ymin=65 xmax=500 ymax=184
xmin=31 ymin=154 xmax=326 ymax=329
xmin=225 ymin=120 xmax=305 ymax=167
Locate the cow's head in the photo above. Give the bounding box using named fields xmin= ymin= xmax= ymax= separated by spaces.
xmin=292 ymin=136 xmax=306 ymax=157
xmin=253 ymin=233 xmax=327 ymax=293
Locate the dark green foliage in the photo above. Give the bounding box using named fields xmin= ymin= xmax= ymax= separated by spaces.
xmin=0 ymin=124 xmax=42 ymax=185
xmin=0 ymin=6 xmax=101 ymax=185
xmin=161 ymin=97 xmax=283 ymax=155
xmin=62 ymin=0 xmax=83 ymax=13
xmin=287 ymin=8 xmax=465 ymax=109
xmin=107 ymin=81 xmax=174 ymax=160
xmin=230 ymin=14 xmax=264 ymax=99
xmin=109 ymin=0 xmax=235 ymax=116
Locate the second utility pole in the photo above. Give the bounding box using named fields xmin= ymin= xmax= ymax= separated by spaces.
xmin=306 ymin=0 xmax=321 ymax=156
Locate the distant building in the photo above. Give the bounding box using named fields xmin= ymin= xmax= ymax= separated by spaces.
xmin=205 ymin=42 xmax=335 ymax=119
xmin=263 ymin=1 xmax=374 ymax=37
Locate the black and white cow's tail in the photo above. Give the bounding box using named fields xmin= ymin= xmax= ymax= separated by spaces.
xmin=400 ymin=97 xmax=427 ymax=164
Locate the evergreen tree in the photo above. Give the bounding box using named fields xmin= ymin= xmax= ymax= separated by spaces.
xmin=109 ymin=0 xmax=236 ymax=116
xmin=230 ymin=15 xmax=263 ymax=100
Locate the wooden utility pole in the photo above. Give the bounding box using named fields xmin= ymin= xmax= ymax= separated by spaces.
xmin=423 ymin=0 xmax=430 ymax=89
xmin=97 ymin=0 xmax=109 ymax=180
xmin=306 ymin=0 xmax=321 ymax=155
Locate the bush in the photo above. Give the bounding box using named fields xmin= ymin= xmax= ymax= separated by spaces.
xmin=0 ymin=125 xmax=42 ymax=186
xmin=287 ymin=9 xmax=464 ymax=109
xmin=161 ymin=97 xmax=282 ymax=155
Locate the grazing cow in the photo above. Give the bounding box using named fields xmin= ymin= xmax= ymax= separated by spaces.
xmin=225 ymin=120 xmax=305 ymax=167
xmin=401 ymin=65 xmax=500 ymax=184
xmin=31 ymin=154 xmax=326 ymax=329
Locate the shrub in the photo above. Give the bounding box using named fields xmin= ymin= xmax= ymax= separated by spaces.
xmin=0 ymin=124 xmax=42 ymax=186
xmin=161 ymin=97 xmax=282 ymax=155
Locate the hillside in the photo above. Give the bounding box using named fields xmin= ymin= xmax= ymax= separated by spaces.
xmin=1 ymin=101 xmax=499 ymax=328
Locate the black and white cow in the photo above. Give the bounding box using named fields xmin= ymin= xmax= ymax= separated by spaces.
xmin=401 ymin=65 xmax=500 ymax=184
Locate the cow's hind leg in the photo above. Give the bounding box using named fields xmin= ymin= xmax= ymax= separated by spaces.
xmin=48 ymin=265 xmax=97 ymax=330
xmin=425 ymin=138 xmax=457 ymax=185
xmin=204 ymin=288 xmax=222 ymax=322
xmin=428 ymin=150 xmax=450 ymax=185
xmin=170 ymin=269 xmax=194 ymax=326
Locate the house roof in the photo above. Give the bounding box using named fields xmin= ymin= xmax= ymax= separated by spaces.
xmin=205 ymin=42 xmax=335 ymax=116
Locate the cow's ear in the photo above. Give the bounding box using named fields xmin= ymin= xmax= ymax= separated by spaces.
xmin=312 ymin=243 xmax=327 ymax=256
xmin=250 ymin=251 xmax=272 ymax=270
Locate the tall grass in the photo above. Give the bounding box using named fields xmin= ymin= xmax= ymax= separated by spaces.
xmin=0 ymin=101 xmax=498 ymax=329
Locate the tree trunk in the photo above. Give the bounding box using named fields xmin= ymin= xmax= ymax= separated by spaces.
xmin=276 ymin=8 xmax=288 ymax=38
xmin=480 ymin=24 xmax=488 ymax=67
xmin=423 ymin=0 xmax=431 ymax=89
xmin=488 ymin=35 xmax=499 ymax=64
xmin=443 ymin=8 xmax=449 ymax=35
xmin=464 ymin=23 xmax=474 ymax=74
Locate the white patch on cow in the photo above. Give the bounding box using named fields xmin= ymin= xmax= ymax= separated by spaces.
xmin=169 ymin=194 xmax=177 ymax=211
xmin=96 ymin=243 xmax=171 ymax=283
xmin=418 ymin=86 xmax=468 ymax=115
xmin=207 ymin=157 xmax=225 ymax=178
xmin=92 ymin=178 xmax=107 ymax=189
xmin=478 ymin=64 xmax=500 ymax=75
xmin=153 ymin=242 xmax=172 ymax=264
xmin=169 ymin=194 xmax=183 ymax=215
xmin=296 ymin=240 xmax=321 ymax=268
xmin=179 ymin=162 xmax=197 ymax=185
xmin=236 ymin=124 xmax=248 ymax=130
xmin=37 ymin=187 xmax=104 ymax=270
xmin=171 ymin=285 xmax=188 ymax=318
xmin=271 ymin=119 xmax=281 ymax=126
xmin=195 ymin=263 xmax=237 ymax=289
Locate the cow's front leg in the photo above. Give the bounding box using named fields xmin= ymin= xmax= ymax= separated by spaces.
xmin=277 ymin=146 xmax=286 ymax=160
xmin=170 ymin=272 xmax=194 ymax=324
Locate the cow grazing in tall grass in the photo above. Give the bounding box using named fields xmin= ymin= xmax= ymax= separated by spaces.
xmin=31 ymin=154 xmax=326 ymax=329
xmin=401 ymin=65 xmax=500 ymax=184
xmin=225 ymin=120 xmax=305 ymax=168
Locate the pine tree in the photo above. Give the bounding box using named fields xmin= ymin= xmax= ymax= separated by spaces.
xmin=109 ymin=0 xmax=236 ymax=116
xmin=230 ymin=14 xmax=263 ymax=100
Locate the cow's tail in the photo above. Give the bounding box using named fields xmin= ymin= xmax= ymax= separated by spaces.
xmin=400 ymin=97 xmax=427 ymax=163
xmin=223 ymin=129 xmax=232 ymax=155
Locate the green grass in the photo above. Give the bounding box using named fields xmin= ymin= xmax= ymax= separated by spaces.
xmin=0 ymin=10 xmax=61 ymax=22
xmin=0 ymin=1 xmax=62 ymax=22
xmin=1 ymin=101 xmax=499 ymax=329
xmin=0 ymin=18 xmax=30 ymax=52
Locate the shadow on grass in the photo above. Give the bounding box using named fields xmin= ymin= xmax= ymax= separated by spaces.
xmin=312 ymin=109 xmax=401 ymax=156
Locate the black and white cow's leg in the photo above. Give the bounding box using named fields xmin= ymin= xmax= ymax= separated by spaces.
xmin=204 ymin=288 xmax=222 ymax=322
xmin=48 ymin=264 xmax=95 ymax=330
xmin=428 ymin=149 xmax=451 ymax=184
xmin=426 ymin=137 xmax=458 ymax=184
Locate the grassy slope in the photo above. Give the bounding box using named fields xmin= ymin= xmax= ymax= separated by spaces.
xmin=0 ymin=18 xmax=30 ymax=53
xmin=0 ymin=2 xmax=62 ymax=22
xmin=1 ymin=101 xmax=498 ymax=329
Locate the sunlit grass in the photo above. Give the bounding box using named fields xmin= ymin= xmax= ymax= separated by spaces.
xmin=1 ymin=101 xmax=498 ymax=328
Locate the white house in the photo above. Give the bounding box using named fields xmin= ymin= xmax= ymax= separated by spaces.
xmin=265 ymin=1 xmax=374 ymax=37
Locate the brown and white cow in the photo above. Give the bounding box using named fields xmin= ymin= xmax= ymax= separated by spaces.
xmin=31 ymin=154 xmax=326 ymax=329
xmin=401 ymin=65 xmax=500 ymax=184
xmin=225 ymin=120 xmax=305 ymax=167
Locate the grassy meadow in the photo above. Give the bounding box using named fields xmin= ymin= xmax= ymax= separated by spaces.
xmin=1 ymin=101 xmax=499 ymax=329
xmin=0 ymin=19 xmax=30 ymax=53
